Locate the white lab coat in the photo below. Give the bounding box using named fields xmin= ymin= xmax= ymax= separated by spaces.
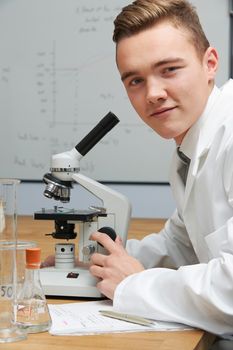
xmin=113 ymin=80 xmax=233 ymax=336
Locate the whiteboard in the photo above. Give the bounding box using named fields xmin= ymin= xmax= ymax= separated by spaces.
xmin=0 ymin=0 xmax=229 ymax=182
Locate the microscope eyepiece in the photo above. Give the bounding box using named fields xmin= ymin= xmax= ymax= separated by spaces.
xmin=75 ymin=112 xmax=119 ymax=156
xmin=43 ymin=173 xmax=72 ymax=203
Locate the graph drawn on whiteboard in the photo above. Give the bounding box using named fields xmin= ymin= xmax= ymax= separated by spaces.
xmin=0 ymin=0 xmax=174 ymax=182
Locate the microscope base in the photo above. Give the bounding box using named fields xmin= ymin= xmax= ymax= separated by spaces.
xmin=40 ymin=266 xmax=102 ymax=298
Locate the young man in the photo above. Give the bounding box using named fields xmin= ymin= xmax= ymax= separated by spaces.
xmin=89 ymin=0 xmax=233 ymax=346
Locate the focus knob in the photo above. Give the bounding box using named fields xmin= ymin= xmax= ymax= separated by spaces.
xmin=98 ymin=226 xmax=117 ymax=244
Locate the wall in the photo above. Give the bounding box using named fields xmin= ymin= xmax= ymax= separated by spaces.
xmin=19 ymin=182 xmax=175 ymax=219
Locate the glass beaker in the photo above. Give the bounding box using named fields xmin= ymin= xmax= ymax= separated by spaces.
xmin=0 ymin=179 xmax=27 ymax=343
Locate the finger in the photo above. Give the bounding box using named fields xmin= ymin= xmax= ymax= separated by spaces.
xmin=90 ymin=252 xmax=106 ymax=266
xmin=89 ymin=264 xmax=104 ymax=279
xmin=90 ymin=231 xmax=123 ymax=253
xmin=96 ymin=279 xmax=114 ymax=300
xmin=115 ymin=235 xmax=123 ymax=246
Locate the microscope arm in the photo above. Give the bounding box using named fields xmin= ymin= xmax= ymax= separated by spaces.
xmin=72 ymin=173 xmax=131 ymax=246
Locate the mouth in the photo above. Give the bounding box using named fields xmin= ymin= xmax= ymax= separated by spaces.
xmin=149 ymin=106 xmax=177 ymax=118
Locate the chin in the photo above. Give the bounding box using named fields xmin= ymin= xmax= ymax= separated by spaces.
xmin=154 ymin=125 xmax=187 ymax=142
xmin=154 ymin=129 xmax=177 ymax=140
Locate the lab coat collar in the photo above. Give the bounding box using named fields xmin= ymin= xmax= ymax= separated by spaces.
xmin=181 ymin=80 xmax=231 ymax=209
xmin=196 ymin=80 xmax=233 ymax=158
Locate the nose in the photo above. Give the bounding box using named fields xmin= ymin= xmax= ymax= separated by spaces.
xmin=146 ymin=79 xmax=167 ymax=104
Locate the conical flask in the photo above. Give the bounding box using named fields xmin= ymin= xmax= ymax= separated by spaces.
xmin=16 ymin=247 xmax=52 ymax=333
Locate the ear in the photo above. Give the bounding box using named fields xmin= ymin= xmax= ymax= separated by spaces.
xmin=203 ymin=47 xmax=218 ymax=81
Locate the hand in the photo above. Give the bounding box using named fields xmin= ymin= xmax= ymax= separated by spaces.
xmin=89 ymin=232 xmax=144 ymax=300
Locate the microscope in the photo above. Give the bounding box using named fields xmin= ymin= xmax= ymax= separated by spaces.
xmin=34 ymin=112 xmax=131 ymax=298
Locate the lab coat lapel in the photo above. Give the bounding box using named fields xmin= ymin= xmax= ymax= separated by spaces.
xmin=183 ymin=81 xmax=232 ymax=210
xmin=175 ymin=81 xmax=233 ymax=214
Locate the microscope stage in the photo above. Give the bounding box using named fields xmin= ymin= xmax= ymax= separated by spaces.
xmin=40 ymin=266 xmax=102 ymax=298
xmin=34 ymin=208 xmax=105 ymax=221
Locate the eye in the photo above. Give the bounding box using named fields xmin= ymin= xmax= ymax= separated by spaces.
xmin=128 ymin=77 xmax=144 ymax=87
xmin=163 ymin=66 xmax=181 ymax=75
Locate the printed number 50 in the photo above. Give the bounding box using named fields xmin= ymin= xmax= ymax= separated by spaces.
xmin=0 ymin=285 xmax=13 ymax=298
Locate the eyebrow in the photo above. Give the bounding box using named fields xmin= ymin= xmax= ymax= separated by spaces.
xmin=121 ymin=57 xmax=185 ymax=82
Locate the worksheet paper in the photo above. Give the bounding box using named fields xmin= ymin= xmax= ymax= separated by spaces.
xmin=48 ymin=300 xmax=194 ymax=336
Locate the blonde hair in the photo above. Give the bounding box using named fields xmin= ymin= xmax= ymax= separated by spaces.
xmin=113 ymin=0 xmax=209 ymax=60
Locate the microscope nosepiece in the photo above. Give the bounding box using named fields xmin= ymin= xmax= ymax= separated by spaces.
xmin=43 ymin=173 xmax=72 ymax=203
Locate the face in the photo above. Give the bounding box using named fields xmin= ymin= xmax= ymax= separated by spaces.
xmin=116 ymin=22 xmax=218 ymax=144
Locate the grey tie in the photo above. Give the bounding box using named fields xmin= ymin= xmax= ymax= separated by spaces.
xmin=177 ymin=147 xmax=190 ymax=186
